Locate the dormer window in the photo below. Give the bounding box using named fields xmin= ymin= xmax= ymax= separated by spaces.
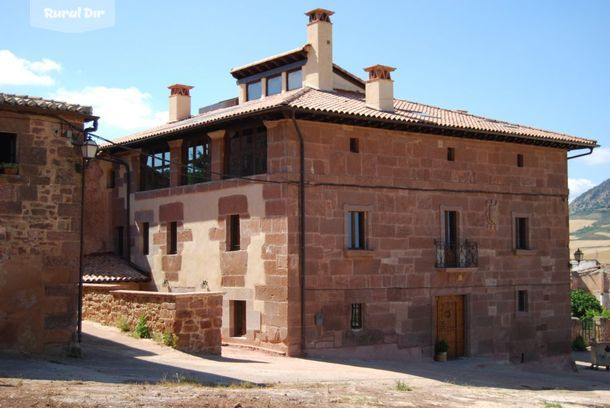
xmin=246 ymin=80 xmax=262 ymax=101
xmin=287 ymin=69 xmax=303 ymax=91
xmin=266 ymin=75 xmax=282 ymax=96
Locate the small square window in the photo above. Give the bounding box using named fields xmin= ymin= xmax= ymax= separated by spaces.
xmin=351 ymin=303 xmax=363 ymax=330
xmin=142 ymin=222 xmax=150 ymax=255
xmin=349 ymin=138 xmax=359 ymax=153
xmin=168 ymin=222 xmax=177 ymax=255
xmin=246 ymin=80 xmax=262 ymax=101
xmin=517 ymin=290 xmax=528 ymax=312
xmin=227 ymin=214 xmax=240 ymax=251
xmin=447 ymin=147 xmax=455 ymax=161
xmin=266 ymin=75 xmax=282 ymax=96
xmin=347 ymin=211 xmax=366 ymax=250
xmin=515 ymin=217 xmax=529 ymax=250
xmin=287 ymin=69 xmax=302 ymax=91
xmin=517 ymin=154 xmax=524 ymax=167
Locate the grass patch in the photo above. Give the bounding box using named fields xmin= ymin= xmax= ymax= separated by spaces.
xmin=395 ymin=380 xmax=412 ymax=392
xmin=159 ymin=373 xmax=201 ymax=386
xmin=133 ymin=316 xmax=151 ymax=339
xmin=543 ymin=403 xmax=562 ymax=408
xmin=116 ymin=317 xmax=130 ymax=333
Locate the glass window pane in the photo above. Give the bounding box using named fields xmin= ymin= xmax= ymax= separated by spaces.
xmin=267 ymin=75 xmax=282 ymax=96
xmin=247 ymin=81 xmax=262 ymax=101
xmin=287 ymin=69 xmax=302 ymax=91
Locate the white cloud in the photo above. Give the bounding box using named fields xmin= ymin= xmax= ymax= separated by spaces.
xmin=584 ymin=147 xmax=610 ymax=166
xmin=568 ymin=178 xmax=596 ymax=202
xmin=0 ymin=50 xmax=61 ymax=86
xmin=50 ymin=86 xmax=167 ymax=131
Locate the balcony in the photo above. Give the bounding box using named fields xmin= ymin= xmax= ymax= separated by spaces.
xmin=435 ymin=239 xmax=478 ymax=269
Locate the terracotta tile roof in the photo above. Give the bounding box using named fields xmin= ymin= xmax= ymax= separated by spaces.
xmin=105 ymin=87 xmax=596 ymax=149
xmin=83 ymin=253 xmax=150 ymax=283
xmin=0 ymin=93 xmax=93 ymax=116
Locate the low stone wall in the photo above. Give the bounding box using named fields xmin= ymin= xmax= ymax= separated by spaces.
xmin=83 ymin=284 xmax=223 ymax=354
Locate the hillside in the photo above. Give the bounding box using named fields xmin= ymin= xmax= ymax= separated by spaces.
xmin=570 ymin=178 xmax=610 ymax=215
xmin=570 ymin=178 xmax=610 ymax=262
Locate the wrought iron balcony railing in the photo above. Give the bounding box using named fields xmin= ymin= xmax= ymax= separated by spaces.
xmin=434 ymin=239 xmax=478 ymax=268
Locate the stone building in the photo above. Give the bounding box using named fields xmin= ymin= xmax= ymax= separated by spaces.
xmin=0 ymin=93 xmax=95 ymax=354
xmin=85 ymin=9 xmax=597 ymax=361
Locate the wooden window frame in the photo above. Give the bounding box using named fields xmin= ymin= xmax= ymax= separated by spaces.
xmin=140 ymin=144 xmax=171 ymax=191
xmin=287 ymin=68 xmax=303 ymax=91
xmin=266 ymin=74 xmax=282 ymax=96
xmin=225 ymin=125 xmax=267 ymax=178
xmin=246 ymin=80 xmax=262 ymax=101
xmin=182 ymin=136 xmax=211 ymax=185
xmin=514 ymin=216 xmax=530 ymax=250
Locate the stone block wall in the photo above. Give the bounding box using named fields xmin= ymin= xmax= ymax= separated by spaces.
xmin=0 ymin=110 xmax=88 ymax=354
xmin=83 ymin=284 xmax=222 ymax=354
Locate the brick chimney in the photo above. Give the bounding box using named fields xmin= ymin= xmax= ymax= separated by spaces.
xmin=168 ymin=84 xmax=193 ymax=122
xmin=302 ymin=8 xmax=334 ymax=91
xmin=363 ymin=65 xmax=395 ymax=112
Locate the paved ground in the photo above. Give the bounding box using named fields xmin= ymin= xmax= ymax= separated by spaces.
xmin=0 ymin=321 xmax=609 ymax=407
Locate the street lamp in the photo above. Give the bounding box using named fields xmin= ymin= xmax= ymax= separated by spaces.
xmin=574 ymin=248 xmax=583 ymax=264
xmin=81 ymin=136 xmax=98 ymax=160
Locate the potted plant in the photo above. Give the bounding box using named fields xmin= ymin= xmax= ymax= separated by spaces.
xmin=434 ymin=340 xmax=449 ymax=362
xmin=1 ymin=163 xmax=18 ymax=175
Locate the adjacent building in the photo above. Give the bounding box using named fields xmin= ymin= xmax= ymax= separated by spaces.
xmin=85 ymin=9 xmax=597 ymax=361
xmin=0 ymin=93 xmax=95 ymax=354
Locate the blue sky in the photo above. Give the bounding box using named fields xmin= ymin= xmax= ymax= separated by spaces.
xmin=1 ymin=0 xmax=609 ymax=200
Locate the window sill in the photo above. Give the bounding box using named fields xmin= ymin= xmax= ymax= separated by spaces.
xmin=343 ymin=249 xmax=374 ymax=258
xmin=436 ymin=267 xmax=478 ymax=273
xmin=513 ymin=249 xmax=536 ymax=256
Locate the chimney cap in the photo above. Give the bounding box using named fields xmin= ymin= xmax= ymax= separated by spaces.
xmin=305 ymin=8 xmax=334 ymax=23
xmin=168 ymin=84 xmax=194 ymax=96
xmin=363 ymin=65 xmax=396 ymax=81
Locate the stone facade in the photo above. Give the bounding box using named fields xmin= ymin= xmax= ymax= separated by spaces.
xmin=83 ymin=284 xmax=222 ymax=354
xmin=0 ymin=106 xmax=91 ymax=354
xmin=86 ymin=117 xmax=573 ymax=362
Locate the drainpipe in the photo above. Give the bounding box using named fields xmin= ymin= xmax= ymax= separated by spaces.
xmin=289 ymin=109 xmax=306 ymax=356
xmin=567 ymin=147 xmax=595 ymax=160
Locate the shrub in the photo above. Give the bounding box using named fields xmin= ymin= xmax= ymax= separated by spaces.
xmin=434 ymin=340 xmax=449 ymax=354
xmin=395 ymin=380 xmax=412 ymax=392
xmin=133 ymin=316 xmax=151 ymax=339
xmin=585 ymin=308 xmax=610 ymax=319
xmin=116 ymin=318 xmax=130 ymax=332
xmin=571 ymin=335 xmax=587 ymax=351
xmin=162 ymin=330 xmax=175 ymax=347
xmin=571 ymin=289 xmax=602 ymax=318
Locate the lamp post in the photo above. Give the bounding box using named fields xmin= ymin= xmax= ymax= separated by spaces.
xmin=77 ymin=135 xmax=98 ymax=345
xmin=574 ymin=248 xmax=583 ymax=264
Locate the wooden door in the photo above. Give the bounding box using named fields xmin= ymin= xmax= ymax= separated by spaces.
xmin=436 ymin=295 xmax=465 ymax=358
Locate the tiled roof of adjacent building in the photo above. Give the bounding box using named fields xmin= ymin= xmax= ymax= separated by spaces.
xmin=0 ymin=93 xmax=93 ymax=116
xmin=83 ymin=253 xmax=150 ymax=283
xmin=106 ymin=87 xmax=597 ymax=149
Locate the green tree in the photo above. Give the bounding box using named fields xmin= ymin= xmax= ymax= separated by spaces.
xmin=570 ymin=289 xmax=602 ymax=318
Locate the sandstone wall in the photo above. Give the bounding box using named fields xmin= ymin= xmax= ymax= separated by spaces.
xmin=83 ymin=284 xmax=222 ymax=354
xmin=0 ymin=110 xmax=86 ymax=354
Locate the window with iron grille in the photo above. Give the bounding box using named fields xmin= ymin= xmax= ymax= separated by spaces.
xmin=141 ymin=145 xmax=170 ymax=191
xmin=347 ymin=211 xmax=366 ymax=250
xmin=183 ymin=136 xmax=211 ymax=185
xmin=351 ymin=303 xmax=363 ymax=330
xmin=226 ymin=126 xmax=267 ymax=177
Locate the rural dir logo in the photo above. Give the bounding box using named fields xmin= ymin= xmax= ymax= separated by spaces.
xmin=30 ymin=0 xmax=115 ymax=33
